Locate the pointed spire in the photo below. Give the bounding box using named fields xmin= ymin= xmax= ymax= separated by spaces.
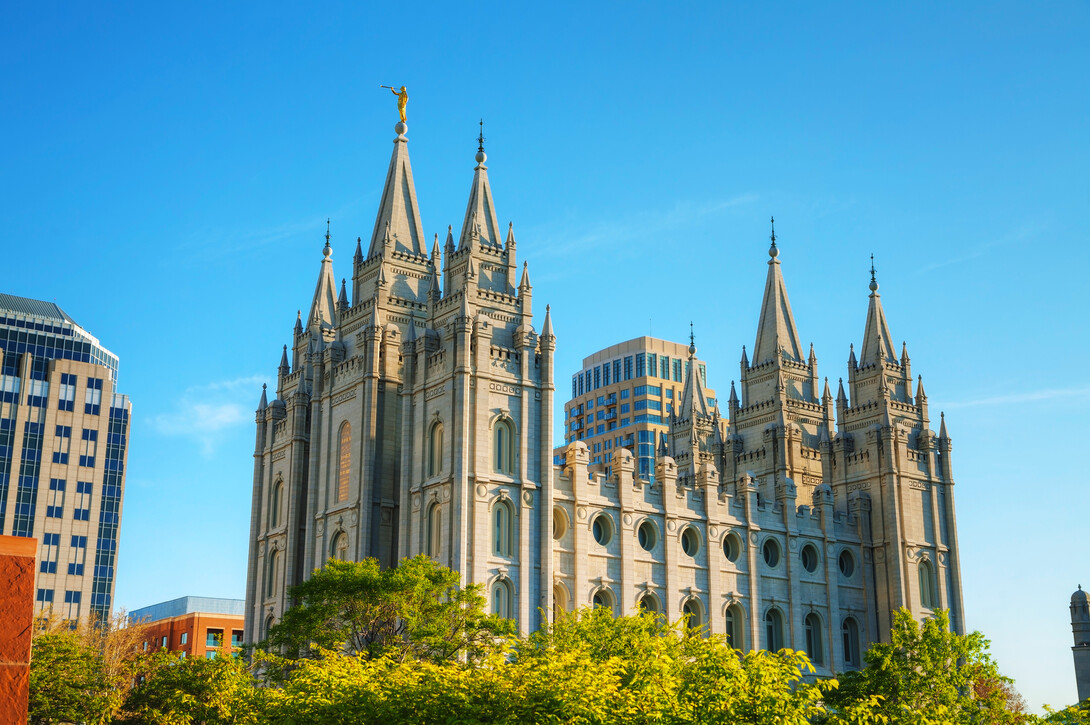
xmin=808 ymin=342 xmax=817 ymax=365
xmin=279 ymin=344 xmax=290 ymax=373
xmin=337 ymin=278 xmax=349 ymax=311
xmin=679 ymin=341 xmax=711 ymax=419
xmin=506 ymin=221 xmax=516 ymax=249
xmin=938 ymin=412 xmax=949 ymax=440
xmin=916 ymin=375 xmax=927 ymax=401
xmin=848 ymin=343 xmax=857 ymax=369
xmin=729 ymin=380 xmax=739 ymax=407
xmin=466 ymin=256 xmax=476 ymax=280
xmin=458 ymin=128 xmax=503 ymax=249
xmin=860 ymin=255 xmax=898 ymax=365
xmin=431 ymin=233 xmax=441 ymax=262
xmin=459 ymin=290 xmax=472 ymax=320
xmin=752 ymin=219 xmax=805 ymax=365
xmin=740 ymin=345 xmax=749 ymax=368
xmin=541 ymin=304 xmax=554 ymax=337
xmin=367 ymin=125 xmax=427 ymax=258
xmin=307 ymin=232 xmax=338 ymax=334
xmin=822 ymin=377 xmax=832 ymax=403
xmin=294 ymin=310 xmax=303 ymax=337
xmin=901 ymin=341 xmax=910 ymax=366
xmin=657 ymin=431 xmax=668 ymax=457
xmin=353 ymin=236 xmax=363 ymax=266
xmin=258 ymin=383 xmax=268 ymax=411
xmin=405 ymin=317 xmax=418 ymax=343
xmin=377 ymin=266 xmax=387 ymax=287
xmin=428 ymin=263 xmax=441 ymax=300
xmin=444 ymin=224 xmax=455 ymax=252
xmin=836 ymin=377 xmax=848 ymax=405
xmin=519 ymin=261 xmax=531 ymax=290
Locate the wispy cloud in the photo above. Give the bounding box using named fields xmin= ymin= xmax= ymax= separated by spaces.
xmin=944 ymin=387 xmax=1090 ymax=409
xmin=527 ymin=193 xmax=759 ymax=261
xmin=151 ymin=375 xmax=266 ymax=455
xmin=917 ymin=220 xmax=1050 ymax=274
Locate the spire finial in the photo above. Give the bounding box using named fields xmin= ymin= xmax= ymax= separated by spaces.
xmin=869 ymin=254 xmax=878 ymax=292
xmin=475 ymin=119 xmax=487 ymax=166
xmin=323 ymin=218 xmax=332 ymax=258
xmin=769 ymin=215 xmax=779 ymax=258
xmin=688 ymin=321 xmax=696 ymax=356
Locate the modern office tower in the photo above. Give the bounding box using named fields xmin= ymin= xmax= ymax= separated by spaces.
xmin=130 ymin=596 xmax=245 ymax=660
xmin=0 ymin=293 xmax=130 ymax=621
xmin=564 ymin=337 xmax=718 ymax=480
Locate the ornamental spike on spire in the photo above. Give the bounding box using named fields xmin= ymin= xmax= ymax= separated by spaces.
xmin=294 ymin=309 xmax=303 ymax=337
xmin=752 ymin=216 xmax=805 ymax=365
xmin=459 ymin=120 xmax=503 ymax=249
xmin=506 ymin=221 xmax=516 ymax=249
xmin=337 ymin=278 xmax=349 ymax=312
xmin=860 ymin=254 xmax=898 ymax=365
xmin=353 ymin=236 xmax=363 ymax=266
xmin=519 ymin=260 xmax=531 ymax=290
xmin=279 ymin=344 xmax=290 ymax=373
xmin=939 ymin=411 xmax=949 ymax=440
xmin=431 ymin=233 xmax=440 ymax=262
xmin=258 ymin=383 xmax=268 ymax=412
xmin=916 ymin=375 xmax=927 ymax=401
xmin=680 ymin=329 xmax=711 ymax=419
xmin=542 ymin=304 xmax=554 ymax=337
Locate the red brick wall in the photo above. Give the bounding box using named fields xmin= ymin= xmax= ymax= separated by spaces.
xmin=0 ymin=535 xmax=37 ymax=723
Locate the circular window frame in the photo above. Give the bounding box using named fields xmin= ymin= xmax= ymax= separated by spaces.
xmin=680 ymin=526 xmax=701 ymax=558
xmin=801 ymin=543 xmax=819 ymax=573
xmin=723 ymin=532 xmax=742 ymax=563
xmin=762 ymin=538 xmax=781 ymax=568
xmin=637 ymin=520 xmax=657 ymax=552
xmin=552 ymin=507 xmax=568 ymax=541
xmin=838 ymin=550 xmax=855 ymax=578
xmin=591 ymin=513 xmax=613 ymax=546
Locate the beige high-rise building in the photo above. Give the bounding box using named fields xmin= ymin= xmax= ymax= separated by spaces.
xmin=0 ymin=294 xmax=130 ymax=621
xmin=563 ymin=337 xmax=718 ymax=481
xmin=246 ymin=119 xmax=965 ymax=675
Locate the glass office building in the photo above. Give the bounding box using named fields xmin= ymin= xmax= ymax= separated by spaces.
xmin=0 ymin=293 xmax=130 ymax=620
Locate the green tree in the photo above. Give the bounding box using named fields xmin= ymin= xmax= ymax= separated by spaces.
xmin=115 ymin=648 xmax=263 ymax=725
xmin=826 ymin=608 xmax=1027 ymax=725
xmin=28 ymin=631 xmax=114 ymax=725
xmin=264 ymin=555 xmax=513 ymax=665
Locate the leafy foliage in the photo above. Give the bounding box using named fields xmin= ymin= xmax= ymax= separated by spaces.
xmin=263 ymin=555 xmax=513 ymax=664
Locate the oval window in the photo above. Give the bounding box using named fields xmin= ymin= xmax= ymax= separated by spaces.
xmin=801 ymin=544 xmax=819 ymax=573
xmin=762 ymin=539 xmax=781 ymax=568
xmin=838 ymin=550 xmax=855 ymax=578
xmin=723 ymin=532 xmax=741 ymax=563
xmin=681 ymin=527 xmax=700 ymax=557
xmin=552 ymin=507 xmax=568 ymax=540
xmin=637 ymin=521 xmax=656 ymax=551
xmin=591 ymin=514 xmax=612 ymax=546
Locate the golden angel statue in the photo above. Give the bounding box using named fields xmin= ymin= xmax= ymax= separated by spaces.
xmin=380 ymin=85 xmax=409 ymax=123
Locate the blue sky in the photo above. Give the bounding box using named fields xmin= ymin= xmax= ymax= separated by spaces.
xmin=2 ymin=1 xmax=1087 ymax=711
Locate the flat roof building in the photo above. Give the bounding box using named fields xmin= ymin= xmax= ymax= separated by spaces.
xmin=130 ymin=596 xmax=245 ymax=659
xmin=0 ymin=293 xmax=131 ymax=621
xmin=563 ymin=336 xmax=717 ymax=480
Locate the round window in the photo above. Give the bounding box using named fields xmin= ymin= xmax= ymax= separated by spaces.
xmin=591 ymin=514 xmax=612 ymax=546
xmin=801 ymin=544 xmax=819 ymax=573
xmin=838 ymin=550 xmax=855 ymax=578
xmin=552 ymin=507 xmax=567 ymax=540
xmin=762 ymin=539 xmax=781 ymax=568
xmin=681 ymin=527 xmax=700 ymax=557
xmin=723 ymin=532 xmax=741 ymax=563
xmin=637 ymin=521 xmax=656 ymax=551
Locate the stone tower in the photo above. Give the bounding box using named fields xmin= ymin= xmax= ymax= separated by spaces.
xmin=243 ymin=121 xmax=555 ymax=642
xmin=1073 ymin=585 xmax=1090 ymax=703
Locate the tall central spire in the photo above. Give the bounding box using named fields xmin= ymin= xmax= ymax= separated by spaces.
xmin=458 ymin=121 xmax=503 ymax=250
xmin=859 ymin=255 xmax=897 ymax=365
xmin=752 ymin=217 xmax=805 ymax=365
xmin=367 ymin=122 xmax=427 ymax=258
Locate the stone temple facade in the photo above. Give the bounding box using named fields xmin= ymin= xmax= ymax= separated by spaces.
xmin=245 ymin=120 xmax=965 ymax=676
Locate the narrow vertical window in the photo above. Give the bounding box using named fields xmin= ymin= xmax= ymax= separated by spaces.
xmin=269 ymin=480 xmax=283 ymax=528
xmin=804 ymin=613 xmax=824 ymax=665
xmin=492 ymin=579 xmax=512 ymax=619
xmin=919 ymin=559 xmax=937 ymax=609
xmin=428 ymin=422 xmax=444 ymax=477
xmin=493 ymin=500 xmax=513 ymax=557
xmin=331 ymin=532 xmax=348 ymax=561
xmin=842 ymin=617 xmax=860 ymax=667
xmin=337 ymin=422 xmax=351 ymax=502
xmin=494 ymin=419 xmax=514 ymax=474
xmin=765 ymin=608 xmax=784 ymax=651
xmin=266 ymin=550 xmax=280 ymax=598
xmin=725 ymin=605 xmax=744 ymax=649
xmin=426 ymin=503 xmax=441 ymax=558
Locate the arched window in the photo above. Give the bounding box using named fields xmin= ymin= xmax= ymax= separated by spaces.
xmin=765 ymin=608 xmax=784 ymax=651
xmin=331 ymin=531 xmax=348 ymax=561
xmin=427 ymin=421 xmax=444 ymax=477
xmin=553 ymin=584 xmax=569 ymax=620
xmin=592 ymin=588 xmax=614 ymax=613
xmin=269 ymin=479 xmax=283 ymax=528
xmin=842 ymin=617 xmax=861 ymax=667
xmin=336 ymin=422 xmax=351 ymax=502
xmin=426 ymin=502 xmax=441 ymax=558
xmin=919 ymin=559 xmax=937 ymax=609
xmin=265 ymin=549 xmax=280 ymax=598
xmin=263 ymin=615 xmax=275 ymax=641
xmin=638 ymin=593 xmax=660 ymax=615
xmin=552 ymin=507 xmax=568 ymax=540
xmin=804 ymin=612 xmax=824 ymax=665
xmin=493 ymin=418 xmax=515 ymax=474
xmin=682 ymin=598 xmax=703 ymax=629
xmin=493 ymin=500 xmax=514 ymax=557
xmin=725 ymin=604 xmax=745 ymax=650
xmin=492 ymin=578 xmax=513 ymax=619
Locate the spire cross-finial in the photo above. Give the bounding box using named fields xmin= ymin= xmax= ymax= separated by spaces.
xmin=690 ymin=321 xmax=695 ymax=346
xmin=770 ymin=216 xmax=777 ymax=246
xmin=325 ymin=218 xmax=331 ymax=245
xmin=477 ymin=119 xmax=485 ymax=152
xmin=870 ymin=254 xmax=876 ymax=282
